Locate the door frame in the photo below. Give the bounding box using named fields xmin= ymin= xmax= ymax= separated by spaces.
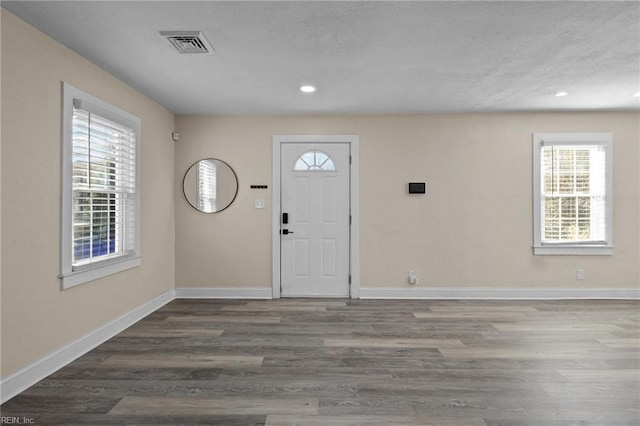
xmin=272 ymin=135 xmax=359 ymax=299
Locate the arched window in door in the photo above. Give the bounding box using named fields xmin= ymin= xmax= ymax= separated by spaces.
xmin=294 ymin=150 xmax=336 ymax=171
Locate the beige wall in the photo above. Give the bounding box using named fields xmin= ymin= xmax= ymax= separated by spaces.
xmin=1 ymin=11 xmax=175 ymax=378
xmin=0 ymin=7 xmax=3 ymax=377
xmin=175 ymin=113 xmax=639 ymax=290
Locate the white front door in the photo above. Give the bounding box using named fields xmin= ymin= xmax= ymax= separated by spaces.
xmin=280 ymin=143 xmax=350 ymax=297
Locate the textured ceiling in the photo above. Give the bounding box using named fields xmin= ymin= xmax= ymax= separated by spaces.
xmin=3 ymin=1 xmax=639 ymax=114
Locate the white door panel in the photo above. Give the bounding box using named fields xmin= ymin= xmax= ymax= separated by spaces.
xmin=281 ymin=143 xmax=350 ymax=297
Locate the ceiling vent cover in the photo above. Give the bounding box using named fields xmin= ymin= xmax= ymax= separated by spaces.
xmin=160 ymin=31 xmax=213 ymax=54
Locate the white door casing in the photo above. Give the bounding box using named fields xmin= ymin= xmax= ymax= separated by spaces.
xmin=272 ymin=135 xmax=359 ymax=299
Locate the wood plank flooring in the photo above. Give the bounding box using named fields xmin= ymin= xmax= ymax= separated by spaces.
xmin=2 ymin=299 xmax=638 ymax=425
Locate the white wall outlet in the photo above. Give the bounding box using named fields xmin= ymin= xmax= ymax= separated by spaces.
xmin=576 ymin=269 xmax=584 ymax=280
xmin=408 ymin=270 xmax=419 ymax=285
xmin=254 ymin=198 xmax=265 ymax=209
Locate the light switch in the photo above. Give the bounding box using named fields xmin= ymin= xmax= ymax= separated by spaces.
xmin=255 ymin=198 xmax=265 ymax=209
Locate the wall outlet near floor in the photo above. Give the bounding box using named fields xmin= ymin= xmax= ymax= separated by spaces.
xmin=576 ymin=269 xmax=584 ymax=280
xmin=408 ymin=270 xmax=419 ymax=285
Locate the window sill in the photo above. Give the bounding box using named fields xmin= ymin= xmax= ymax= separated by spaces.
xmin=533 ymin=245 xmax=613 ymax=256
xmin=60 ymin=256 xmax=141 ymax=289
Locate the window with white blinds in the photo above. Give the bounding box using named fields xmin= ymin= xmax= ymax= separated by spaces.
xmin=72 ymin=106 xmax=137 ymax=266
xmin=533 ymin=133 xmax=612 ymax=255
xmin=61 ymin=83 xmax=141 ymax=289
xmin=197 ymin=159 xmax=217 ymax=212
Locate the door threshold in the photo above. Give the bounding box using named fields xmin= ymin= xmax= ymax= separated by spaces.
xmin=280 ymin=294 xmax=350 ymax=298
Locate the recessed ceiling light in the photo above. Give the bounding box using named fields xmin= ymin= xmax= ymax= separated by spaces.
xmin=633 ymin=92 xmax=640 ymax=97
xmin=555 ymin=91 xmax=568 ymax=97
xmin=300 ymin=85 xmax=316 ymax=93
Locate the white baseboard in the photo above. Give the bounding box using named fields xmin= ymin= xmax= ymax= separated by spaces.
xmin=175 ymin=287 xmax=272 ymax=299
xmin=175 ymin=286 xmax=639 ymax=299
xmin=359 ymin=287 xmax=640 ymax=299
xmin=0 ymin=289 xmax=175 ymax=404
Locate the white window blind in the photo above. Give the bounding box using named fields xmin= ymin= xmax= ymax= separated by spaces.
xmin=541 ymin=144 xmax=606 ymax=244
xmin=61 ymin=83 xmax=141 ymax=289
xmin=532 ymin=133 xmax=612 ymax=256
xmin=71 ymin=102 xmax=137 ymax=268
xmin=197 ymin=159 xmax=217 ymax=212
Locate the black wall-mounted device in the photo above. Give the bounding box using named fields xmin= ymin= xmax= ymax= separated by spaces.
xmin=408 ymin=182 xmax=426 ymax=194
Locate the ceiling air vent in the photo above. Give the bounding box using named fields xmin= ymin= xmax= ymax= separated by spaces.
xmin=160 ymin=31 xmax=213 ymax=54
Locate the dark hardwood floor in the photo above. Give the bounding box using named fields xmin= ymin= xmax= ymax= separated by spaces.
xmin=2 ymin=299 xmax=639 ymax=425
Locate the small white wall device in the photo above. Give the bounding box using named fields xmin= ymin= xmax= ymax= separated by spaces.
xmin=172 ymin=132 xmax=180 ymax=142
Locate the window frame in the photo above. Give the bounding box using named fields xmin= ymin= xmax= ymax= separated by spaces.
xmin=293 ymin=150 xmax=336 ymax=172
xmin=60 ymin=83 xmax=141 ymax=289
xmin=532 ymin=132 xmax=613 ymax=256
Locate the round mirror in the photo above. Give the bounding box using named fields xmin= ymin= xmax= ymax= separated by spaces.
xmin=183 ymin=158 xmax=238 ymax=213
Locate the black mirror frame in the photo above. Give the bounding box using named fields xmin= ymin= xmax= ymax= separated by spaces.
xmin=182 ymin=158 xmax=239 ymax=214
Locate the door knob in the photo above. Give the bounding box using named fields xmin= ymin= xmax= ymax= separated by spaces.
xmin=281 ymin=229 xmax=294 ymax=235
